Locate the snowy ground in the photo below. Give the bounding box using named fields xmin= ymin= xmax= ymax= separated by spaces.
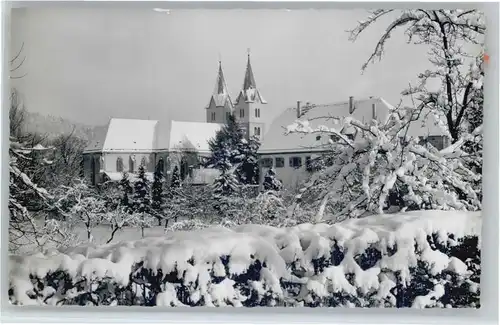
xmin=14 ymin=220 xmax=184 ymax=255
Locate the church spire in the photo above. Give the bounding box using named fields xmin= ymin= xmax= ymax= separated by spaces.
xmin=242 ymin=49 xmax=257 ymax=90
xmin=214 ymin=60 xmax=229 ymax=96
xmin=235 ymin=50 xmax=267 ymax=105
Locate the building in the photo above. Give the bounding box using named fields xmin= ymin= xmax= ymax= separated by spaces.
xmin=258 ymin=96 xmax=450 ymax=190
xmin=83 ymin=53 xmax=449 ymax=190
xmin=83 ymin=53 xmax=268 ymax=185
xmin=207 ymin=53 xmax=268 ymax=140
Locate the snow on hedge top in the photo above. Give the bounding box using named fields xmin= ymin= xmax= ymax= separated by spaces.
xmin=9 ymin=210 xmax=481 ymax=306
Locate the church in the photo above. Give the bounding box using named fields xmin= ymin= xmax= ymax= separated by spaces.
xmin=83 ymin=52 xmax=450 ymax=189
xmin=82 ymin=53 xmax=268 ymax=186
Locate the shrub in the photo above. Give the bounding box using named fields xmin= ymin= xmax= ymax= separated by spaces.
xmin=9 ymin=210 xmax=481 ymax=308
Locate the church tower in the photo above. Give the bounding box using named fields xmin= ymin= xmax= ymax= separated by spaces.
xmin=206 ymin=60 xmax=234 ymax=124
xmin=234 ymin=51 xmax=267 ymax=140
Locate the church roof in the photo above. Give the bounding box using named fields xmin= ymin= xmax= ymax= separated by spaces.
xmin=168 ymin=120 xmax=222 ymax=153
xmin=84 ymin=119 xmax=221 ymax=154
xmin=101 ymin=118 xmax=158 ymax=152
xmin=258 ymin=97 xmax=446 ymax=154
xmin=208 ymin=61 xmax=234 ymax=109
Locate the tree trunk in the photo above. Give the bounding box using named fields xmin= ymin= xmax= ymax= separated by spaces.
xmin=141 ymin=213 xmax=145 ymax=238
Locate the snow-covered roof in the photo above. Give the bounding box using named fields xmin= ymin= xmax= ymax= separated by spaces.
xmin=259 ymin=97 xmax=446 ymax=154
xmin=168 ymin=121 xmax=222 ymax=153
xmin=235 ymin=88 xmax=267 ymax=104
xmin=101 ymin=118 xmax=158 ymax=152
xmin=259 ymin=97 xmax=389 ymax=153
xmin=84 ymin=124 xmax=109 ymax=153
xmin=84 ymin=118 xmax=221 ymax=154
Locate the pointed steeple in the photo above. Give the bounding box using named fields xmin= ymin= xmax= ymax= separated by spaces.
xmin=207 ymin=59 xmax=233 ymax=110
xmin=242 ymin=51 xmax=257 ymax=90
xmin=235 ymin=50 xmax=267 ymax=105
xmin=213 ymin=60 xmax=229 ymax=96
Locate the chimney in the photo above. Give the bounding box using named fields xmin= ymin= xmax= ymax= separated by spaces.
xmin=372 ymin=102 xmax=376 ymax=120
xmin=296 ymin=101 xmax=301 ymax=118
xmin=349 ymin=96 xmax=354 ymax=114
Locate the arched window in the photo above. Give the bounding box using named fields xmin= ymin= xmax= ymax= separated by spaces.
xmin=129 ymin=156 xmax=135 ymax=173
xmin=116 ymin=157 xmax=124 ymax=172
xmin=156 ymin=158 xmax=165 ymax=173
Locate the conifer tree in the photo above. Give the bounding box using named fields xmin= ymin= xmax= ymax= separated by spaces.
xmin=206 ymin=113 xmax=260 ymax=193
xmin=151 ymin=168 xmax=165 ymax=226
xmin=171 ymin=165 xmax=181 ymax=188
xmin=132 ymin=165 xmax=151 ymax=237
xmin=206 ymin=114 xmax=245 ymax=172
xmin=119 ymin=172 xmax=133 ymax=211
xmin=262 ymin=168 xmax=282 ymax=191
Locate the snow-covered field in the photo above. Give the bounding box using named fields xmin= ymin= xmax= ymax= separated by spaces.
xmin=9 ymin=210 xmax=481 ymax=308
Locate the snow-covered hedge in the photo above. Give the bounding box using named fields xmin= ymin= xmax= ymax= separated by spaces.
xmin=9 ymin=211 xmax=481 ymax=308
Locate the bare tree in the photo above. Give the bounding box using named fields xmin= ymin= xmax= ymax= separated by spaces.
xmin=348 ymin=9 xmax=485 ymax=143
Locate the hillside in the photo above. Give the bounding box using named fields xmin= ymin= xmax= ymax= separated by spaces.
xmin=22 ymin=111 xmax=106 ymax=143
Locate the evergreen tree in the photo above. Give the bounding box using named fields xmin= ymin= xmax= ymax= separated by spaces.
xmin=118 ymin=172 xmax=133 ymax=211
xmin=132 ymin=165 xmax=151 ymax=237
xmin=151 ymin=168 xmax=165 ymax=226
xmin=237 ymin=136 xmax=260 ymax=185
xmin=206 ymin=114 xmax=245 ymax=172
xmin=171 ymin=166 xmax=181 ymax=188
xmin=262 ymin=168 xmax=282 ymax=191
xmin=132 ymin=165 xmax=150 ymax=213
xmin=212 ymin=171 xmax=240 ymax=197
xmin=206 ymin=113 xmax=261 ymax=191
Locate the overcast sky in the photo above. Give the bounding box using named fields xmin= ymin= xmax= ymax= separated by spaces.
xmin=11 ymin=8 xmax=443 ymax=127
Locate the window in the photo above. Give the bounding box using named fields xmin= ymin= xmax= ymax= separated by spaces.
xmin=316 ymin=135 xmax=321 ymax=141
xmin=260 ymin=158 xmax=273 ymax=168
xmin=116 ymin=157 xmax=124 ymax=172
xmin=240 ymin=109 xmax=244 ymax=118
xmin=255 ymin=108 xmax=260 ymax=118
xmin=330 ymin=134 xmax=339 ymax=142
xmin=428 ymin=136 xmax=445 ymax=150
xmin=346 ymin=134 xmax=355 ymax=141
xmin=211 ymin=112 xmax=216 ymax=121
xmin=275 ymin=157 xmax=285 ymax=168
xmin=254 ymin=127 xmax=261 ymax=136
xmin=141 ymin=157 xmax=147 ymax=168
xmin=289 ymin=156 xmax=302 ymax=168
xmin=226 ymin=112 xmax=230 ymax=122
xmin=129 ymin=156 xmax=135 ymax=172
